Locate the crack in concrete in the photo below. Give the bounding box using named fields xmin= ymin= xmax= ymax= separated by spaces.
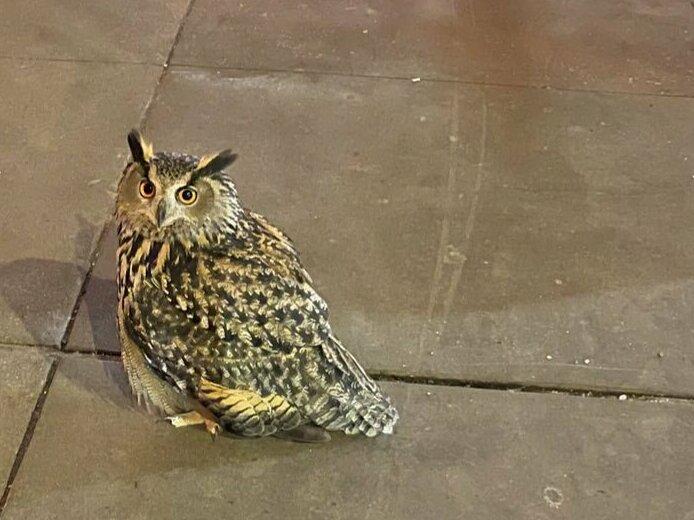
xmin=0 ymin=55 xmax=161 ymax=67
xmin=59 ymin=219 xmax=112 ymax=350
xmin=42 ymin=348 xmax=694 ymax=404
xmin=415 ymin=91 xmax=488 ymax=371
xmin=166 ymin=62 xmax=694 ymax=100
xmin=418 ymin=89 xmax=461 ymax=356
xmin=371 ymin=371 xmax=694 ymax=403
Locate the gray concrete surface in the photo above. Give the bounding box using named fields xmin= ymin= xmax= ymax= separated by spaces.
xmin=4 ymin=356 xmax=694 ymax=520
xmin=1 ymin=0 xmax=693 ymax=518
xmin=0 ymin=348 xmax=52 ymax=492
xmin=171 ymin=0 xmax=694 ymax=95
xmin=0 ymin=0 xmax=187 ymax=62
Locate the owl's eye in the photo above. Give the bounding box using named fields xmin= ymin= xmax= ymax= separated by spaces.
xmin=177 ymin=187 xmax=198 ymax=205
xmin=138 ymin=179 xmax=156 ymax=198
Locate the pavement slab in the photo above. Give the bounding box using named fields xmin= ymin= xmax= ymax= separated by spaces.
xmin=0 ymin=60 xmax=161 ymax=346
xmin=0 ymin=0 xmax=189 ymax=63
xmin=172 ymin=0 xmax=694 ymax=96
xmin=68 ymin=68 xmax=694 ymax=397
xmin=425 ymin=187 xmax=694 ymax=396
xmin=3 ymin=355 xmax=694 ymax=519
xmin=0 ymin=347 xmax=53 ymax=494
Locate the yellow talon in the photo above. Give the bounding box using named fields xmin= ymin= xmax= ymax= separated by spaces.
xmin=166 ymin=411 xmax=221 ymax=439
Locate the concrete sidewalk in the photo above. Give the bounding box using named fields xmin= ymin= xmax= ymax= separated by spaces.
xmin=1 ymin=1 xmax=693 ymax=518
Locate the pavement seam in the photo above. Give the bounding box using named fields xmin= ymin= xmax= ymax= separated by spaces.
xmin=1 ymin=53 xmax=688 ymax=100
xmin=161 ymin=0 xmax=197 ymax=77
xmin=51 ymin=347 xmax=694 ymax=404
xmin=0 ymin=358 xmax=60 ymax=517
xmin=372 ymin=372 xmax=694 ymax=403
xmin=139 ymin=0 xmax=197 ymax=132
xmin=58 ymin=0 xmax=197 ymax=352
xmin=167 ymin=62 xmax=694 ymax=100
xmin=0 ymin=342 xmax=58 ymax=350
xmin=59 ymin=219 xmax=112 ymax=350
xmin=0 ymin=55 xmax=161 ymax=67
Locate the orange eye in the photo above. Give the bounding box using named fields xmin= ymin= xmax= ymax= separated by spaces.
xmin=177 ymin=186 xmax=198 ymax=205
xmin=138 ymin=179 xmax=155 ymax=198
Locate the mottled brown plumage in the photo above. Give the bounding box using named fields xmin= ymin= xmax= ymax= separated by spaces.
xmin=116 ymin=130 xmax=398 ymax=440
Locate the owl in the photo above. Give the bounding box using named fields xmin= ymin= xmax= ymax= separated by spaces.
xmin=115 ymin=130 xmax=398 ymax=441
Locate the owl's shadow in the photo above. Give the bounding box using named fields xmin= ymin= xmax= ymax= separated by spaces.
xmin=0 ymin=257 xmax=86 ymax=345
xmin=0 ymin=215 xmax=127 ymax=398
xmin=0 ymin=216 xmax=98 ymax=342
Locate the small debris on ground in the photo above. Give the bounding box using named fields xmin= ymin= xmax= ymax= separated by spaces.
xmin=546 ymin=354 xmax=553 ymax=360
xmin=657 ymin=351 xmax=664 ymax=358
xmin=584 ymin=358 xmax=591 ymax=365
xmin=618 ymin=394 xmax=628 ymax=401
xmin=543 ymin=487 xmax=564 ymax=509
xmin=411 ymin=77 xmax=421 ymax=82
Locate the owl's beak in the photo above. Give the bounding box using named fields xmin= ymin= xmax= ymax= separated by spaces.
xmin=156 ymin=200 xmax=178 ymax=228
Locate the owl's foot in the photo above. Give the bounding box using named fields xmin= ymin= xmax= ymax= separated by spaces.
xmin=166 ymin=411 xmax=221 ymax=438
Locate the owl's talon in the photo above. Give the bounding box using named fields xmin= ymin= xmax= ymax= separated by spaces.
xmin=166 ymin=411 xmax=221 ymax=438
xmin=206 ymin=420 xmax=221 ymax=439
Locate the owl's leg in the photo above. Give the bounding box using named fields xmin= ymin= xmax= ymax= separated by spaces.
xmin=118 ymin=314 xmax=193 ymax=416
xmin=120 ymin=322 xmax=222 ymax=437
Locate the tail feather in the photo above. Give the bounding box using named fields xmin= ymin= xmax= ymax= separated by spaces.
xmin=310 ymin=335 xmax=399 ymax=436
xmin=346 ymin=390 xmax=399 ymax=436
xmin=308 ymin=382 xmax=399 ymax=437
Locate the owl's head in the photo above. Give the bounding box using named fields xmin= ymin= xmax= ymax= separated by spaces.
xmin=116 ymin=130 xmax=244 ymax=246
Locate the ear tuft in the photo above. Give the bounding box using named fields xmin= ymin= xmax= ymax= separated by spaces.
xmin=127 ymin=129 xmax=154 ymax=165
xmin=192 ymin=149 xmax=238 ymax=180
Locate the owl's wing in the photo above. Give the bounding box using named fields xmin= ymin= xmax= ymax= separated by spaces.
xmin=216 ymin=250 xmax=379 ymax=391
xmin=132 ymin=213 xmax=397 ymax=435
xmin=226 ymin=211 xmax=382 ymax=392
xmin=197 ymin=248 xmax=395 ymax=435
